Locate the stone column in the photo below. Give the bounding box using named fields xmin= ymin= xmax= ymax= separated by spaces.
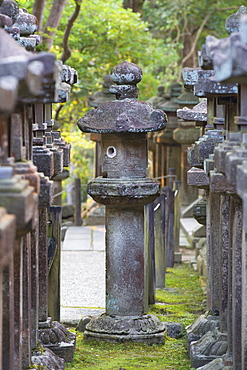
xmin=78 ymin=61 xmax=166 ymax=344
xmin=237 ymin=162 xmax=247 ymax=369
xmin=1 ymin=208 xmax=16 ymax=370
xmin=156 ymin=82 xmax=182 ymax=184
xmin=0 ymin=167 xmax=37 ymax=369
xmin=173 ymin=120 xmax=201 ymax=206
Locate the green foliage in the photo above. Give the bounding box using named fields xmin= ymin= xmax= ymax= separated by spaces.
xmin=66 ymin=263 xmax=205 ymax=369
xmin=50 ymin=0 xmax=180 ymax=96
xmin=16 ymin=0 xmax=33 ymax=12
xmin=150 ymin=265 xmax=205 ymax=327
xmin=60 ymin=122 xmax=94 ymax=201
xmin=143 ymin=0 xmax=241 ymax=50
xmin=17 ymin=0 xmax=241 ymax=191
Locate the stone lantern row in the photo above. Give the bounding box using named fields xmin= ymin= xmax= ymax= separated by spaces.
xmin=181 ymin=7 xmax=247 ymax=370
xmin=0 ymin=1 xmax=78 ymax=369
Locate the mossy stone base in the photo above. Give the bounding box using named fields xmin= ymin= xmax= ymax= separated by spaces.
xmin=84 ymin=314 xmax=166 ymax=344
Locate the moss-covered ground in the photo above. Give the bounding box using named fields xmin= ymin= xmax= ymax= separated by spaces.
xmin=66 ymin=263 xmax=206 ymax=369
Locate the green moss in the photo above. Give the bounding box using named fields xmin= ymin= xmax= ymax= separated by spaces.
xmin=66 ymin=263 xmax=205 ymax=370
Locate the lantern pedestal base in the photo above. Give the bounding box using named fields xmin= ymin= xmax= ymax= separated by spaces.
xmin=84 ymin=314 xmax=166 ymax=344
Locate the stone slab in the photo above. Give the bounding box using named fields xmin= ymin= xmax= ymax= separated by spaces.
xmin=180 ymin=217 xmax=202 ymax=245
xmin=62 ymin=225 xmax=105 ymax=251
xmin=61 ymin=226 xmax=106 ymax=323
xmin=61 ymin=250 xmax=105 ymax=308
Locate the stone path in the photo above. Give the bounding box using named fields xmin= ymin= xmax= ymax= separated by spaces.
xmin=61 ymin=225 xmax=106 ymax=324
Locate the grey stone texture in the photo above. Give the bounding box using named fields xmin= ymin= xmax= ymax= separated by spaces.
xmin=77 ymin=61 xmax=166 ymax=344
xmin=0 ymin=2 xmax=78 ymax=368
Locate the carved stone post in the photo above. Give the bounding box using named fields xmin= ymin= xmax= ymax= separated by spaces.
xmin=78 ymin=61 xmax=166 ymax=343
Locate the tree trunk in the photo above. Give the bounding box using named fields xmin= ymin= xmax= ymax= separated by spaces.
xmin=32 ymin=0 xmax=46 ymax=32
xmin=42 ymin=0 xmax=67 ymax=50
xmin=60 ymin=0 xmax=82 ymax=64
xmin=182 ymin=32 xmax=195 ymax=68
xmin=123 ymin=0 xmax=145 ymax=14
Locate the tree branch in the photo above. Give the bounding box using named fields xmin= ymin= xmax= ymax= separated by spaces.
xmin=43 ymin=0 xmax=67 ymax=50
xmin=55 ymin=103 xmax=64 ymax=122
xmin=180 ymin=6 xmax=239 ymax=68
xmin=60 ymin=0 xmax=82 ymax=64
xmin=32 ymin=0 xmax=46 ymax=32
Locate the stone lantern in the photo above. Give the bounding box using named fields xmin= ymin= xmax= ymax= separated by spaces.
xmin=77 ymin=61 xmax=167 ymax=343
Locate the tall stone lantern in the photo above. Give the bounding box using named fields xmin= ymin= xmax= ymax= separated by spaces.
xmin=78 ymin=61 xmax=167 ymax=343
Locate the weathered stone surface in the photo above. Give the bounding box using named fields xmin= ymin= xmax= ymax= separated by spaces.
xmin=207 ymin=14 xmax=247 ymax=84
xmin=39 ymin=321 xmax=76 ymax=363
xmin=196 ymin=357 xmax=225 ymax=369
xmin=194 ymin=130 xmax=224 ymax=164
xmin=0 ymin=75 xmax=18 ymax=112
xmin=190 ymin=330 xmax=228 ymax=368
xmin=0 ymin=0 xmax=19 ymax=22
xmin=175 ymin=87 xmax=199 ymax=106
xmin=225 ymin=148 xmax=247 ymax=186
xmin=210 ymin=171 xmax=236 ymax=194
xmin=78 ymin=99 xmax=166 ymax=133
xmin=193 ymin=199 xmax=207 ymax=225
xmin=182 ymin=67 xmax=213 ymax=87
xmin=62 ymin=204 xmax=75 ymax=219
xmin=18 ymin=36 xmax=38 ymax=51
xmin=33 ymin=146 xmax=54 ymax=178
xmin=38 ymin=174 xmax=53 ymax=208
xmin=164 ymin=322 xmax=182 ymax=339
xmin=173 ymin=123 xmax=201 ymax=144
xmin=78 ymin=61 xmax=165 ymax=344
xmin=196 ymin=239 xmax=207 ymax=278
xmin=187 ymin=145 xmax=203 ymax=168
xmin=0 ymin=207 xmax=15 ymax=266
xmin=186 ymin=314 xmax=220 ymax=350
xmin=61 ymin=64 xmax=78 ymax=85
xmin=57 ymin=82 xmax=71 ymax=103
xmin=236 ymin=161 xmax=247 ymax=199
xmin=13 ymin=8 xmax=38 ymax=36
xmin=147 ymin=85 xmax=169 ymax=109
xmin=187 ymin=167 xmax=209 ymax=187
xmin=111 ymin=60 xmax=142 ymax=85
xmin=84 ymin=314 xmax=165 ymax=344
xmin=32 ymin=347 xmax=65 ymax=369
xmin=0 ymin=12 xmax=12 ymax=27
xmin=53 ymin=137 xmax=71 ymax=167
xmin=225 ymin=5 xmax=247 ymax=34
xmin=0 ymin=172 xmax=36 ymax=232
xmin=204 ymin=154 xmax=215 ymax=176
xmin=76 ymin=316 xmax=92 ymax=332
xmin=198 ymin=44 xmax=213 ymax=70
xmin=87 ymin=177 xmax=160 ymax=207
xmin=0 ymin=28 xmax=59 ymax=105
xmin=194 ymin=70 xmax=238 ymax=97
xmin=214 ymin=133 xmax=242 ymax=174
xmin=177 ymin=101 xmax=207 ymax=122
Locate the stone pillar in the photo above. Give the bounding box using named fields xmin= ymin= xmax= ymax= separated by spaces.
xmin=237 ymin=163 xmax=247 ymax=369
xmin=231 ymin=194 xmax=242 ymax=369
xmin=154 ymin=191 xmax=166 ymax=287
xmin=37 ymin=175 xmax=75 ymax=364
xmin=78 ymin=61 xmax=166 ymax=343
xmin=156 ymin=82 xmax=182 ymax=184
xmin=173 ymin=120 xmax=201 ymax=206
xmin=87 ymin=74 xmax=115 ymax=177
xmin=0 ymin=167 xmax=37 ymax=369
xmin=1 ymin=207 xmax=16 ymax=370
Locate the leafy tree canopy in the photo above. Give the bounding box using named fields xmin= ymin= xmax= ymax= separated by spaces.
xmin=143 ymin=0 xmax=241 ymax=67
xmin=16 ymin=0 xmax=242 ymax=193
